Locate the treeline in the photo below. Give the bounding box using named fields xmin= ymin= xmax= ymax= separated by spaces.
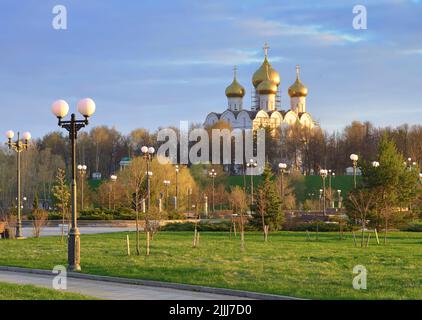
xmin=1 ymin=121 xmax=422 ymax=210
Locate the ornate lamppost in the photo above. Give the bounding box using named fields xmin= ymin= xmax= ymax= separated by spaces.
xmin=319 ymin=189 xmax=323 ymax=211
xmin=163 ymin=180 xmax=170 ymax=210
xmin=6 ymin=130 xmax=31 ymax=239
xmin=328 ymin=170 xmax=335 ymax=208
xmin=246 ymin=159 xmax=257 ymax=206
xmin=208 ymin=169 xmax=217 ymax=214
xmin=320 ymin=169 xmax=328 ymax=216
xmin=52 ymin=98 xmax=96 ymax=271
xmin=77 ymin=164 xmax=87 ymax=211
xmin=175 ymin=165 xmax=179 ymax=212
xmin=141 ymin=146 xmax=155 ymax=211
xmin=337 ymin=189 xmax=342 ymax=209
xmin=278 ymin=163 xmax=287 ymax=204
xmin=110 ymin=174 xmax=117 ymax=210
xmin=350 ymin=154 xmax=359 ymax=188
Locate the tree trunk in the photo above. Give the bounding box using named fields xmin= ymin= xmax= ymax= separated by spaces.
xmin=384 ymin=217 xmax=388 ymax=245
xmin=261 ymin=213 xmax=266 ymax=241
xmin=146 ymin=231 xmax=150 ymax=256
xmin=135 ymin=210 xmax=140 ymax=256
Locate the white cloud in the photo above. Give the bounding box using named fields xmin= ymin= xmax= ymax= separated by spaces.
xmin=399 ymin=48 xmax=422 ymax=55
xmin=234 ymin=18 xmax=365 ymax=44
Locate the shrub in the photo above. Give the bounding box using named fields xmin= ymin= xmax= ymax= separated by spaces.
xmin=399 ymin=221 xmax=422 ymax=232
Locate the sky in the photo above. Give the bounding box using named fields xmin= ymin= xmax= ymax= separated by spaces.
xmin=0 ymin=0 xmax=421 ymax=138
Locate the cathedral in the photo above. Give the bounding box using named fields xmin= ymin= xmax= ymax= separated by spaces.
xmin=204 ymin=44 xmax=316 ymax=131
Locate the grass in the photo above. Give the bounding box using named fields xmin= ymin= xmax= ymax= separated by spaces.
xmin=0 ymin=231 xmax=420 ymax=300
xmin=225 ymin=175 xmax=360 ymax=202
xmin=0 ymin=282 xmax=94 ymax=300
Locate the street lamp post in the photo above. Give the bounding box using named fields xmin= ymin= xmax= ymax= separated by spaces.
xmin=175 ymin=165 xmax=179 ymax=212
xmin=278 ymin=163 xmax=287 ymax=204
xmin=110 ymin=175 xmax=117 ymax=210
xmin=208 ymin=169 xmax=217 ymax=214
xmin=163 ymin=180 xmax=170 ymax=210
xmin=77 ymin=165 xmax=87 ymax=211
xmin=246 ymin=159 xmax=257 ymax=207
xmin=187 ymin=187 xmax=193 ymax=214
xmin=337 ymin=189 xmax=342 ymax=209
xmin=141 ymin=146 xmax=155 ymax=211
xmin=319 ymin=189 xmax=323 ymax=211
xmin=320 ymin=169 xmax=328 ymax=216
xmin=328 ymin=170 xmax=335 ymax=208
xmin=6 ymin=130 xmax=31 ymax=239
xmin=350 ymin=154 xmax=359 ymax=188
xmin=52 ymin=98 xmax=96 ymax=272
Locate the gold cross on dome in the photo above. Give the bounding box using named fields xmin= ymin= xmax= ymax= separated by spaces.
xmin=233 ymin=65 xmax=237 ymax=78
xmin=263 ymin=42 xmax=270 ymax=57
xmin=296 ymin=65 xmax=300 ymax=79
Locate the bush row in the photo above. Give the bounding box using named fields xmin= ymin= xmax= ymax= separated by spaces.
xmin=161 ymin=221 xmax=355 ymax=232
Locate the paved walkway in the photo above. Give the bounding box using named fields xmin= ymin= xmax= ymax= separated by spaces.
xmin=21 ymin=226 xmax=136 ymax=238
xmin=0 ymin=270 xmax=248 ymax=300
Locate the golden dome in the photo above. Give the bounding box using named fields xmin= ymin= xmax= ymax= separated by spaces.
xmin=252 ymin=56 xmax=280 ymax=88
xmin=288 ymin=65 xmax=308 ymax=97
xmin=257 ymin=64 xmax=278 ymax=95
xmin=225 ymin=71 xmax=245 ymax=98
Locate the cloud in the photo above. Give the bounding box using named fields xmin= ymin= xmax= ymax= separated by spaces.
xmin=234 ymin=18 xmax=365 ymax=44
xmin=399 ymin=48 xmax=422 ymax=55
xmin=125 ymin=49 xmax=286 ymax=67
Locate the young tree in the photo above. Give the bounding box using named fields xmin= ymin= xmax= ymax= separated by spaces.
xmin=361 ymin=135 xmax=420 ymax=243
xmin=347 ymin=189 xmax=374 ymax=247
xmin=51 ymin=168 xmax=70 ymax=240
xmin=31 ymin=194 xmax=48 ymax=238
xmin=229 ymin=186 xmax=248 ymax=251
xmin=252 ymin=163 xmax=283 ymax=234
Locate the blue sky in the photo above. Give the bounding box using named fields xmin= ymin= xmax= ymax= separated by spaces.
xmin=0 ymin=0 xmax=421 ymax=138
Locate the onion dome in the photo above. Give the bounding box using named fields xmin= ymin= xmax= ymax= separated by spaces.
xmin=257 ymin=64 xmax=278 ymax=95
xmin=225 ymin=66 xmax=245 ymax=98
xmin=252 ymin=57 xmax=281 ymax=88
xmin=288 ymin=65 xmax=308 ymax=97
xmin=252 ymin=43 xmax=280 ymax=88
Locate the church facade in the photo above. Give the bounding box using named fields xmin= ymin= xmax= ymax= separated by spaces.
xmin=204 ymin=44 xmax=316 ymax=131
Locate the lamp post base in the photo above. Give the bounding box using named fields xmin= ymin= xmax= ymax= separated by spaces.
xmin=68 ymin=227 xmax=81 ymax=272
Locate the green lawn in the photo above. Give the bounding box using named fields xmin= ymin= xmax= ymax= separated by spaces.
xmin=225 ymin=175 xmax=360 ymax=202
xmin=0 ymin=282 xmax=94 ymax=300
xmin=0 ymin=231 xmax=420 ymax=300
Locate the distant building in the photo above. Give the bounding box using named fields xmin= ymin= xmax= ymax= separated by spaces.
xmin=204 ymin=43 xmax=316 ymax=132
xmin=119 ymin=157 xmax=132 ymax=170
xmin=346 ymin=167 xmax=362 ymax=176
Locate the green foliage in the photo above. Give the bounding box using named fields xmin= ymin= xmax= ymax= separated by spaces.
xmin=51 ymin=168 xmax=70 ymax=214
xmin=252 ymin=163 xmax=283 ymax=230
xmin=284 ymin=222 xmax=354 ymax=232
xmin=360 ymin=134 xmax=421 ymax=228
xmin=162 ymin=221 xmax=256 ymax=232
xmin=79 ymin=208 xmax=136 ymax=220
xmin=400 ymin=221 xmax=422 ymax=232
xmin=32 ymin=194 xmax=39 ymax=210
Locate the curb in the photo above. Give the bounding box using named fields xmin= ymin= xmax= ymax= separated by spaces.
xmin=0 ymin=265 xmax=303 ymax=300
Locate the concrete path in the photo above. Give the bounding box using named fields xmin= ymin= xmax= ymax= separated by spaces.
xmin=0 ymin=270 xmax=248 ymax=300
xmin=21 ymin=226 xmax=136 ymax=238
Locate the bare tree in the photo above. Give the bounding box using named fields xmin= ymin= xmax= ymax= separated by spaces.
xmin=348 ymin=190 xmax=374 ymax=247
xmin=229 ymin=186 xmax=248 ymax=251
